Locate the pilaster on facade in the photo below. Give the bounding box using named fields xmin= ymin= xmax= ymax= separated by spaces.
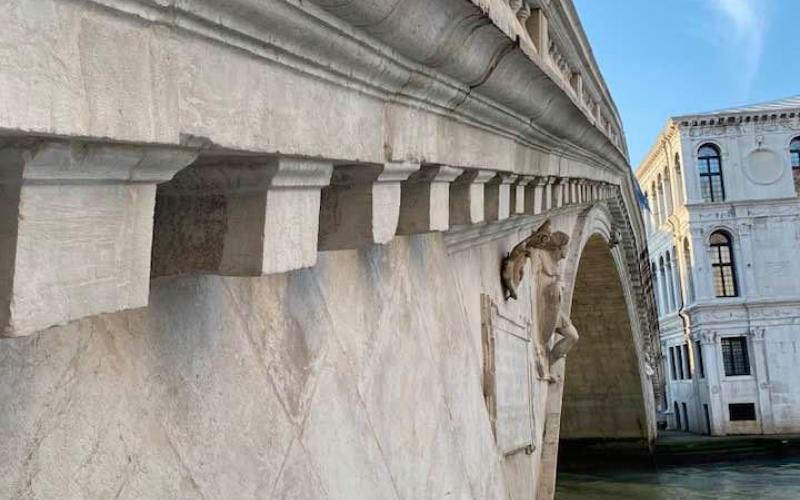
xmin=749 ymin=327 xmax=774 ymax=434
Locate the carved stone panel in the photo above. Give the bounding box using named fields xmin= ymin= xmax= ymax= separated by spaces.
xmin=481 ymin=294 xmax=535 ymax=456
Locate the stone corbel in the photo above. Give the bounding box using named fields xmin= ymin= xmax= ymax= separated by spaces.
xmin=449 ymin=169 xmax=496 ymax=225
xmin=318 ymin=161 xmax=420 ymax=250
xmin=570 ymin=179 xmax=579 ymax=204
xmin=152 ymin=156 xmax=333 ymax=277
xmin=485 ymin=173 xmax=518 ymax=222
xmin=1 ymin=140 xmax=198 ymax=337
xmin=526 ymin=176 xmax=548 ymax=215
xmin=511 ymin=176 xmax=534 ymax=215
xmin=397 ymin=165 xmax=462 ymax=234
xmin=551 ymin=177 xmax=565 ymax=208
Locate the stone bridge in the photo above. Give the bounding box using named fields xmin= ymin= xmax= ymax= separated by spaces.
xmin=0 ymin=0 xmax=659 ymax=498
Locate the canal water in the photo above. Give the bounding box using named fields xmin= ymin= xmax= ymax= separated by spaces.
xmin=556 ymin=457 xmax=800 ymax=499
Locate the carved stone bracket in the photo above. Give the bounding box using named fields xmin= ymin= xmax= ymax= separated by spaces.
xmin=511 ymin=176 xmax=534 ymax=215
xmin=449 ymin=169 xmax=496 ymax=225
xmin=397 ymin=164 xmax=462 ymax=234
xmin=1 ymin=140 xmax=198 ymax=337
xmin=486 ymin=173 xmax=518 ymax=222
xmin=153 ymin=155 xmax=333 ymax=277
xmin=319 ymin=161 xmax=419 ymax=250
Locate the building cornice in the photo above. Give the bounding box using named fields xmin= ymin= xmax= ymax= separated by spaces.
xmin=635 ymin=120 xmax=679 ymax=181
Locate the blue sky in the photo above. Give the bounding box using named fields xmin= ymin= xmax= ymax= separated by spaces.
xmin=573 ymin=0 xmax=799 ymax=167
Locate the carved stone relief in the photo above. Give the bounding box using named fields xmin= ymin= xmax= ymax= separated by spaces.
xmin=500 ymin=220 xmax=579 ymax=380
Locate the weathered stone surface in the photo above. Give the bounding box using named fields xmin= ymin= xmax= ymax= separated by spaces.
xmin=0 ymin=1 xmax=657 ymax=498
xmin=397 ymin=165 xmax=463 ymax=234
xmin=0 ymin=141 xmax=197 ymax=337
xmin=152 ymin=157 xmax=333 ymax=277
xmin=318 ymin=161 xmax=419 ymax=250
xmin=485 ymin=173 xmax=517 ymax=222
xmin=449 ymin=170 xmax=496 ymax=225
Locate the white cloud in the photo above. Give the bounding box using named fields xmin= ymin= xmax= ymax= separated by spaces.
xmin=708 ymin=0 xmax=767 ymax=97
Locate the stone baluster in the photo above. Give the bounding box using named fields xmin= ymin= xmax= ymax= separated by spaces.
xmin=318 ymin=161 xmax=420 ymax=250
xmin=397 ymin=165 xmax=463 ymax=234
xmin=1 ymin=140 xmax=198 ymax=337
xmin=697 ymin=330 xmax=724 ymax=435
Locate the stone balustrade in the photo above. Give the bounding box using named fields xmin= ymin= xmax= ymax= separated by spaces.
xmin=0 ymin=138 xmax=615 ymax=337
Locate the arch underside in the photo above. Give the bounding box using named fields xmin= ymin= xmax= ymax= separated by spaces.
xmin=560 ymin=235 xmax=648 ymax=440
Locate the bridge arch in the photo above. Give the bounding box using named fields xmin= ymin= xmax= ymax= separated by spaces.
xmin=561 ymin=232 xmax=652 ymax=439
xmin=536 ymin=206 xmax=657 ymax=499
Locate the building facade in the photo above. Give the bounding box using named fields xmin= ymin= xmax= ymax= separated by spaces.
xmin=637 ymin=96 xmax=800 ymax=436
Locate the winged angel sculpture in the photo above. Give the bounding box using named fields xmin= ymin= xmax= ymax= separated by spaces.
xmin=501 ymin=221 xmax=579 ymax=380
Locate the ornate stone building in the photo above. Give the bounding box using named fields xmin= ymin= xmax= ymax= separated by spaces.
xmin=0 ymin=1 xmax=658 ymax=498
xmin=637 ymin=96 xmax=800 ymax=436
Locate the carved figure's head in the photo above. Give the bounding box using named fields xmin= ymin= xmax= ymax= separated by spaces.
xmin=526 ymin=221 xmax=570 ymax=260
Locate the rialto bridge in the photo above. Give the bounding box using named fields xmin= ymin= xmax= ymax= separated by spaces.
xmin=0 ymin=0 xmax=660 ymax=498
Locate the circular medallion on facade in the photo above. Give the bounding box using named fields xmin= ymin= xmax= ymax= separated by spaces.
xmin=745 ymin=149 xmax=784 ymax=185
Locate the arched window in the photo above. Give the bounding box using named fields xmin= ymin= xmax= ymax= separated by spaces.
xmin=658 ymin=255 xmax=667 ymax=314
xmin=657 ymin=174 xmax=665 ymax=224
xmin=674 ymin=153 xmax=685 ymax=203
xmin=791 ymin=137 xmax=800 ymax=193
xmin=651 ymin=181 xmax=660 ymax=225
xmin=709 ymin=231 xmax=737 ymax=297
xmin=698 ymin=144 xmax=725 ymax=202
xmin=683 ymin=238 xmax=694 ymax=303
xmin=665 ymin=251 xmax=675 ymax=311
xmin=663 ymin=168 xmax=674 ymax=216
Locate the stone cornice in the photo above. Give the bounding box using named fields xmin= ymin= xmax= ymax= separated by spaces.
xmin=635 ymin=120 xmax=679 ymax=181
xmin=673 ymin=107 xmax=800 ymax=126
xmin=83 ymin=0 xmax=628 ymax=177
